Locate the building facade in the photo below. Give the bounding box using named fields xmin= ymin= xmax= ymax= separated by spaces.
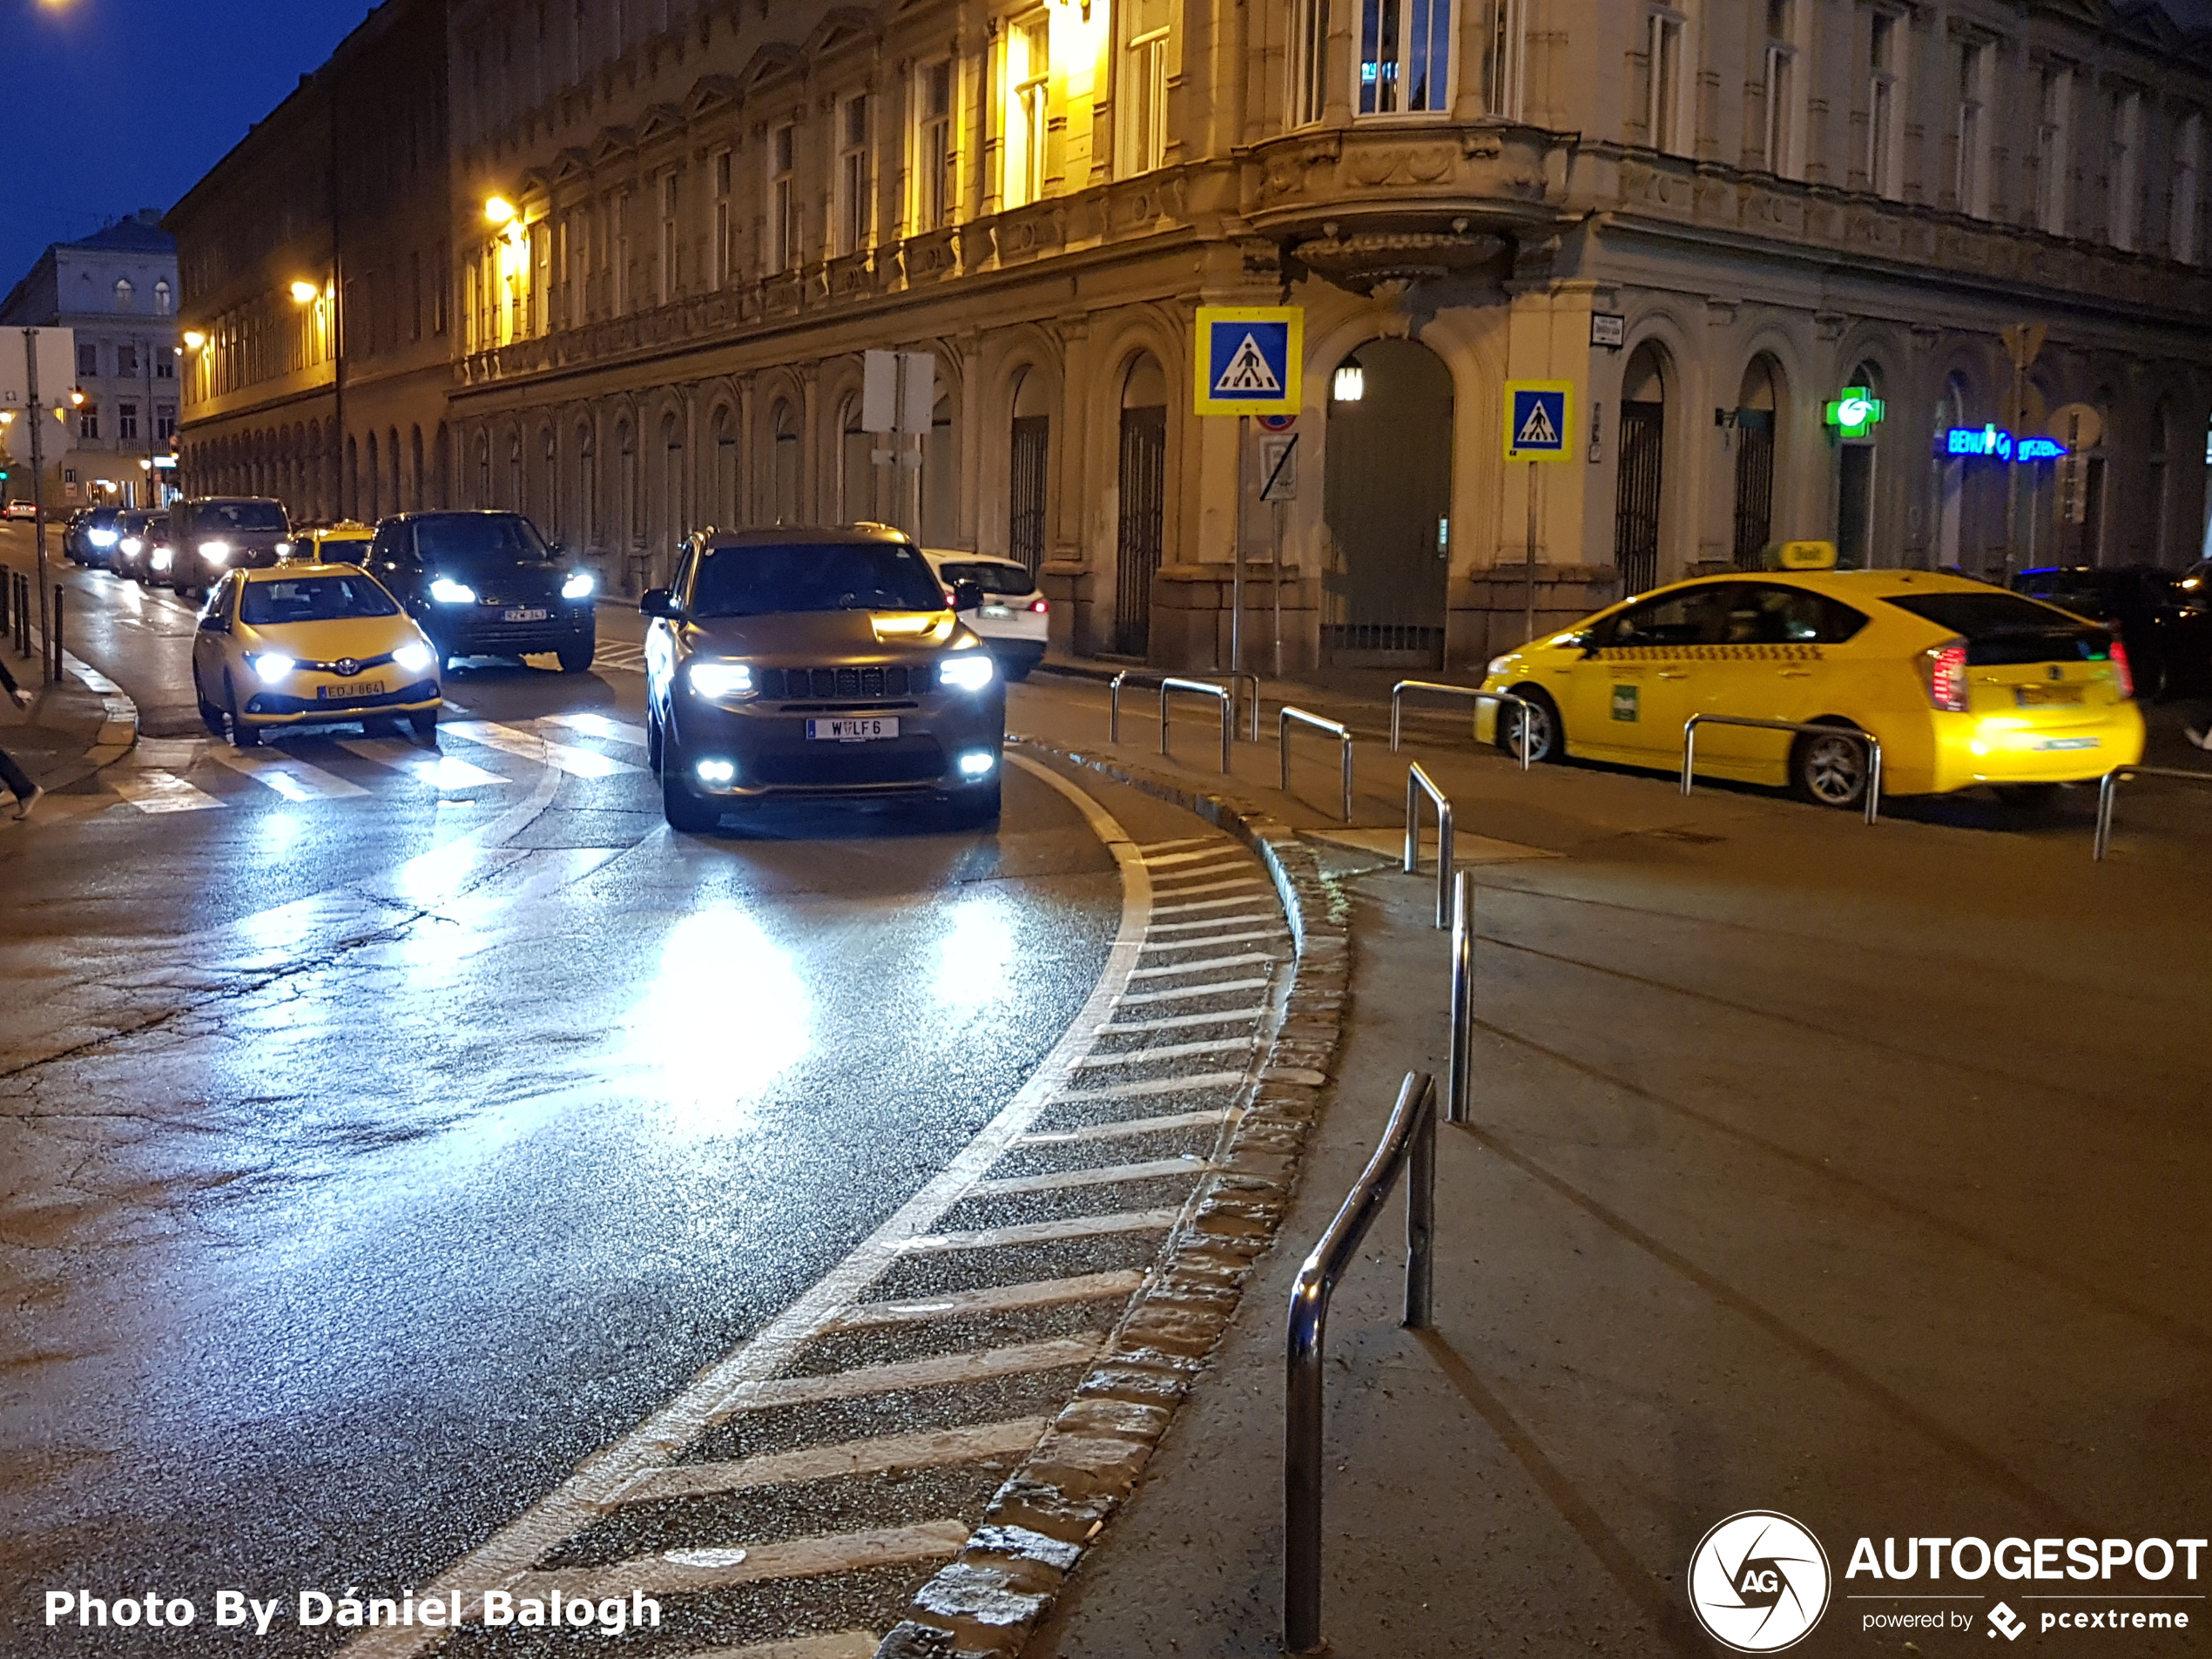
xmin=0 ymin=213 xmax=181 ymax=509
xmin=169 ymin=0 xmax=452 ymax=526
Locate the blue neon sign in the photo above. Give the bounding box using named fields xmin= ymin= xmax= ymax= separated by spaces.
xmin=1942 ymin=428 xmax=2067 ymax=462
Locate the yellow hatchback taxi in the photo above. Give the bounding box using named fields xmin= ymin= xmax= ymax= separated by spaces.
xmin=191 ymin=563 xmax=442 ymax=747
xmin=1478 ymin=566 xmax=2143 ymax=809
xmin=292 ymin=520 xmax=377 ymax=566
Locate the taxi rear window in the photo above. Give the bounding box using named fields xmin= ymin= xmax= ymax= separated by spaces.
xmin=1883 ymin=591 xmax=2113 ymax=665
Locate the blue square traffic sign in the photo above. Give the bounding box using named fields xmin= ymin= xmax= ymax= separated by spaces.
xmin=1503 ymin=381 xmax=1575 ymax=462
xmin=1194 ymin=307 xmax=1303 ymax=416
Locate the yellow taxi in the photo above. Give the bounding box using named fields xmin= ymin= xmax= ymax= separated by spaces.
xmin=190 ymin=562 xmax=442 ymax=747
xmin=1476 ymin=560 xmax=2143 ymax=809
xmin=292 ymin=520 xmax=377 ymax=566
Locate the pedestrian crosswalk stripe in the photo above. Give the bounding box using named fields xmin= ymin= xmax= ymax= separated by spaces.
xmin=685 ymin=1634 xmax=882 ymax=1659
xmin=1125 ymin=952 xmax=1278 ymax=979
xmin=539 ymin=710 xmax=647 ymax=745
xmin=1145 ymin=911 xmax=1280 ymax=934
xmin=592 ymin=639 xmax=647 ymax=674
xmin=613 ymin=1420 xmax=1050 ymax=1505
xmin=897 ymin=1211 xmax=1179 ymax=1253
xmin=1017 ymin=1109 xmax=1233 ymax=1146
xmin=338 ymin=738 xmax=508 ymax=789
xmin=441 ymin=718 xmax=643 ymax=778
xmin=1113 ymin=976 xmax=1272 ymax=1006
xmin=504 ymin=1520 xmax=973 ymax=1606
xmin=205 ymin=746 xmax=371 ymax=800
xmin=828 ymin=1271 xmax=1144 ymax=1328
xmin=109 ymin=768 xmax=224 ymax=813
xmin=971 ymin=1157 xmax=1214 ymax=1197
xmin=1073 ymin=1037 xmax=1256 ymax=1068
xmin=1099 ymin=1005 xmax=1266 ymax=1035
xmin=706 ymin=1338 xmax=1102 ymax=1413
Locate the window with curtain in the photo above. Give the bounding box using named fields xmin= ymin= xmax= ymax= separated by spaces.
xmin=711 ymin=151 xmax=733 ymax=286
xmin=767 ymin=125 xmax=798 ymax=271
xmin=1762 ymin=0 xmax=1798 ymax=176
xmin=2037 ymin=66 xmax=2073 ymax=234
xmin=1867 ymin=12 xmax=1903 ymax=199
xmin=1291 ymin=0 xmax=1331 ymax=126
xmin=1648 ymin=4 xmax=1687 ymax=153
xmin=1359 ymin=0 xmax=1453 ymax=115
xmin=1954 ymin=38 xmax=1989 ymax=216
xmin=2173 ymin=112 xmax=2202 ymax=263
xmin=1121 ymin=0 xmax=1171 ymax=173
xmin=838 ymin=94 xmax=873 ymax=255
xmin=2110 ymin=90 xmax=2141 ymax=250
xmin=1005 ymin=16 xmax=1050 ymax=207
xmin=914 ymin=59 xmax=957 ymax=231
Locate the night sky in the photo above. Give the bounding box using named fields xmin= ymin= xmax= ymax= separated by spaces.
xmin=0 ymin=0 xmax=369 ymax=290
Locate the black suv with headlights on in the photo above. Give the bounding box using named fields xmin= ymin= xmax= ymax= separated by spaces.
xmin=364 ymin=510 xmax=597 ymax=671
xmin=644 ymin=526 xmax=1007 ymax=833
xmin=167 ymin=497 xmax=294 ymax=598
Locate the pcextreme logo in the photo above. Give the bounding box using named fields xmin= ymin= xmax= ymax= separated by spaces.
xmin=1688 ymin=1511 xmax=1833 ymax=1652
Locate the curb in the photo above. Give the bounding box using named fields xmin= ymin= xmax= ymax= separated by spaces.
xmin=876 ymin=737 xmax=1350 ymax=1659
xmin=3 ymin=648 xmax=139 ymax=792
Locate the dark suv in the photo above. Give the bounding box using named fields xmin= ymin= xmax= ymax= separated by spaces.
xmin=644 ymin=526 xmax=1007 ymax=833
xmin=363 ymin=510 xmax=597 ymax=671
xmin=167 ymin=497 xmax=293 ymax=597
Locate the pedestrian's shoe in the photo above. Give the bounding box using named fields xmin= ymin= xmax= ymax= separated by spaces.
xmin=12 ymin=784 xmax=41 ymax=820
xmin=2189 ymin=727 xmax=2211 ymax=750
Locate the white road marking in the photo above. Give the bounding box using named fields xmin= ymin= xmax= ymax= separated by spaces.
xmin=1126 ymin=954 xmax=1279 ymax=981
xmin=108 ymin=768 xmax=223 ymax=813
xmin=1139 ymin=931 xmax=1284 ymax=954
xmin=1017 ymin=1110 xmax=1233 ymax=1146
xmin=1074 ymin=1037 xmax=1256 ymax=1069
xmin=1146 ymin=875 xmax=1267 ymax=899
xmin=538 ymin=710 xmax=647 ymax=745
xmin=898 ymin=1211 xmax=1182 ymax=1253
xmin=592 ymin=640 xmax=648 ymax=674
xmin=507 ymin=1520 xmax=972 ymax=1605
xmin=1146 ymin=852 xmax=1252 ymax=875
xmin=972 ymin=1157 xmax=1211 ymax=1197
xmin=1145 ymin=912 xmax=1280 ymax=934
xmin=205 ymin=746 xmax=370 ymax=800
xmin=704 ymin=1339 xmax=1103 ymax=1419
xmin=441 ymin=718 xmax=643 ymax=778
xmin=1153 ymin=893 xmax=1271 ymax=916
xmin=1114 ymin=977 xmax=1272 ymax=1006
xmin=1100 ymin=1006 xmax=1265 ymax=1035
xmin=339 ymin=738 xmax=507 ymax=789
xmin=828 ymin=1270 xmax=1145 ymax=1329
xmin=1052 ymin=1069 xmax=1252 ymax=1103
xmin=1136 ymin=836 xmax=1223 ymax=855
xmin=611 ymin=1420 xmax=1051 ymax=1506
xmin=687 ymin=1635 xmax=881 ymax=1659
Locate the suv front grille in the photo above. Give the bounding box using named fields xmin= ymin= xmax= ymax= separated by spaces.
xmin=759 ymin=664 xmax=932 ymax=699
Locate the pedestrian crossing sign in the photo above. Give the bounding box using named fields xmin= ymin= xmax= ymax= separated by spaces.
xmin=1194 ymin=307 xmax=1303 ymax=416
xmin=1503 ymin=381 xmax=1575 ymax=462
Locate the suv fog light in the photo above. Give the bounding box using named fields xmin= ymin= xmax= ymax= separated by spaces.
xmin=694 ymin=758 xmax=738 ymax=786
xmin=958 ymin=751 xmax=996 ymax=778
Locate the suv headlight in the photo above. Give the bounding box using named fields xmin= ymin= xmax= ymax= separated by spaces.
xmin=199 ymin=539 xmax=231 ymax=562
xmin=686 ymin=660 xmax=755 ymax=700
xmin=562 ymin=571 xmax=595 ymax=600
xmin=939 ymin=652 xmax=997 ymax=692
xmin=428 ymin=577 xmax=477 ymax=604
xmin=88 ymin=529 xmax=118 ymax=547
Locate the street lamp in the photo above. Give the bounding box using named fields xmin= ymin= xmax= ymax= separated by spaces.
xmin=289 ymin=276 xmax=345 ymax=516
xmin=181 ymin=329 xmax=206 ymax=350
xmin=289 ymin=280 xmax=320 ymax=305
xmin=483 ymin=195 xmax=516 ymax=226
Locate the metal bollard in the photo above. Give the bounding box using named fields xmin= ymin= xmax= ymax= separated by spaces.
xmin=51 ymin=583 xmax=64 ymax=681
xmin=1446 ymin=868 xmax=1474 ymax=1123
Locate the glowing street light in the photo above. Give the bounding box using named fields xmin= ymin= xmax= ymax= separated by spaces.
xmin=483 ymin=196 xmax=516 ymax=226
xmin=181 ymin=330 xmax=206 ymax=350
xmin=289 ymin=280 xmax=320 ymax=305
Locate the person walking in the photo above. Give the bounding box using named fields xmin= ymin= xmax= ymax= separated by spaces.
xmin=0 ymin=654 xmax=44 ymax=819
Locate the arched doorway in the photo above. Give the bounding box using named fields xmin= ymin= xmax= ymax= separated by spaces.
xmin=365 ymin=430 xmax=381 ymax=521
xmin=709 ymin=406 xmax=737 ymax=528
xmin=921 ymin=388 xmax=959 ymax=546
xmin=1934 ymin=374 xmax=1968 ymax=570
xmin=1836 ymin=358 xmax=1882 ymax=569
xmin=1321 ymin=337 xmax=1453 ymax=664
xmin=1614 ymin=344 xmax=1667 ymax=595
xmin=1009 ymin=368 xmax=1050 ymax=575
xmin=1731 ymin=356 xmax=1781 ymax=568
xmin=837 ymin=394 xmax=871 ymax=523
xmin=657 ymin=411 xmax=683 ymax=563
xmin=768 ymin=400 xmax=800 ymax=523
xmin=1115 ymin=354 xmax=1168 ymax=656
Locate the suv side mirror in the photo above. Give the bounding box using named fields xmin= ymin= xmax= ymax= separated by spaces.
xmin=950 ymin=579 xmax=985 ymax=613
xmin=639 ymin=588 xmax=678 ymax=619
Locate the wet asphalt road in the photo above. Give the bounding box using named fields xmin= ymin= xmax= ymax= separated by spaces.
xmin=0 ymin=530 xmax=1180 ymax=1653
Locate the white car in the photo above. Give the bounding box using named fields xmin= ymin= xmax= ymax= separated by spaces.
xmin=921 ymin=551 xmax=1048 ymax=680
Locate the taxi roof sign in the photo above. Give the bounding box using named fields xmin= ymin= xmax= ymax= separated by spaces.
xmin=1503 ymin=381 xmax=1575 ymax=462
xmin=1777 ymin=539 xmax=1838 ymax=570
xmin=1194 ymin=307 xmax=1303 ymax=416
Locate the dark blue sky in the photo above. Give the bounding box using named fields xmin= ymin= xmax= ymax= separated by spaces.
xmin=0 ymin=0 xmax=369 ymax=287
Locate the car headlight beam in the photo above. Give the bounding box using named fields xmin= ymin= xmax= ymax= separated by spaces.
xmin=428 ymin=577 xmax=478 ymax=604
xmin=199 ymin=539 xmax=230 ymax=563
xmin=252 ymin=652 xmax=297 ymax=684
xmin=391 ymin=640 xmax=435 ymax=675
xmin=686 ymin=660 xmax=756 ymax=700
xmin=562 ymin=571 xmax=595 ymax=600
xmin=939 ymin=652 xmax=997 ymax=692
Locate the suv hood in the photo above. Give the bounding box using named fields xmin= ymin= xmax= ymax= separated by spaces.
xmin=678 ymin=610 xmax=961 ymax=658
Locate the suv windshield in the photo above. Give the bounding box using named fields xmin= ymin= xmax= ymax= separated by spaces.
xmin=240 ymin=575 xmax=401 ymax=626
xmin=198 ymin=500 xmax=288 ymax=532
xmin=691 ymin=541 xmax=946 ymax=617
xmin=937 ymin=560 xmax=1038 ymax=597
xmin=413 ymin=515 xmax=551 ymax=565
xmin=1885 ymin=590 xmax=2114 ymax=665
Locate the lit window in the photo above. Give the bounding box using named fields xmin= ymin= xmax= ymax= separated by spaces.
xmin=1122 ymin=0 xmax=1171 ymax=174
xmin=113 ymin=277 xmax=135 ymax=311
xmin=1291 ymin=0 xmax=1332 ymax=127
xmin=838 ymin=94 xmax=873 ymax=255
xmin=914 ymin=59 xmax=957 ymax=231
xmin=1359 ymin=0 xmax=1453 ymax=117
xmin=152 ymin=279 xmax=172 ymax=316
xmin=768 ymin=124 xmax=798 ymax=272
xmin=1005 ymin=17 xmax=1049 ymax=207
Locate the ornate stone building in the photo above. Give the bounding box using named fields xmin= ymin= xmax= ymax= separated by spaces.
xmin=192 ymin=0 xmax=2212 ymax=671
xmin=169 ymin=0 xmax=452 ymax=526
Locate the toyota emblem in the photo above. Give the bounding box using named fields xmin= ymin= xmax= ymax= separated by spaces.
xmin=334 ymin=658 xmax=360 ymax=678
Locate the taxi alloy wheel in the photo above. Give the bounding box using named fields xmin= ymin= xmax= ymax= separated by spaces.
xmin=1789 ymin=723 xmax=1868 ymax=809
xmin=1501 ymin=688 xmax=1563 ymax=765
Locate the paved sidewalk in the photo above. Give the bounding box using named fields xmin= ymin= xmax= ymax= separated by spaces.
xmin=0 ymin=632 xmax=137 ymax=806
xmin=1001 ymin=673 xmax=2209 ymax=1659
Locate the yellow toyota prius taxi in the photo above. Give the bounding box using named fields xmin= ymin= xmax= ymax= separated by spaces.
xmin=1477 ymin=566 xmax=2143 ymax=808
xmin=191 ymin=563 xmax=442 ymax=746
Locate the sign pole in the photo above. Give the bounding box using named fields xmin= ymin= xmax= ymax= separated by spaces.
xmin=1523 ymin=458 xmax=1538 ymax=646
xmin=24 ymin=330 xmax=51 ymax=680
xmin=1501 ymin=380 xmax=1573 ymax=651
xmin=1271 ymin=496 xmax=1285 ymax=684
xmin=1231 ymin=414 xmax=1246 ymax=678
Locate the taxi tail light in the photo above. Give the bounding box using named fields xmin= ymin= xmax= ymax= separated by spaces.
xmin=1919 ymin=639 xmax=1970 ymax=712
xmin=1028 ymin=597 xmax=1049 ymax=614
xmin=2107 ymin=637 xmax=2135 ymax=700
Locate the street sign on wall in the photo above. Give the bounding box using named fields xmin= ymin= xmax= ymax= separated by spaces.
xmin=1502 ymin=381 xmax=1575 ymax=462
xmin=1193 ymin=307 xmax=1303 ymax=417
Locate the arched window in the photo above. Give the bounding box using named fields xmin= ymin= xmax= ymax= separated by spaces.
xmin=114 ymin=277 xmax=135 ymax=311
xmin=153 ymin=279 xmax=172 ymax=316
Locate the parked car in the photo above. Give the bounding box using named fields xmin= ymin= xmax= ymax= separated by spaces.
xmin=166 ymin=496 xmax=295 ymax=598
xmin=919 ymin=550 xmax=1049 ymax=680
xmin=3 ymin=499 xmax=40 ymax=521
xmin=2010 ymin=565 xmax=2212 ymax=700
xmin=362 ymin=510 xmax=596 ymax=671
